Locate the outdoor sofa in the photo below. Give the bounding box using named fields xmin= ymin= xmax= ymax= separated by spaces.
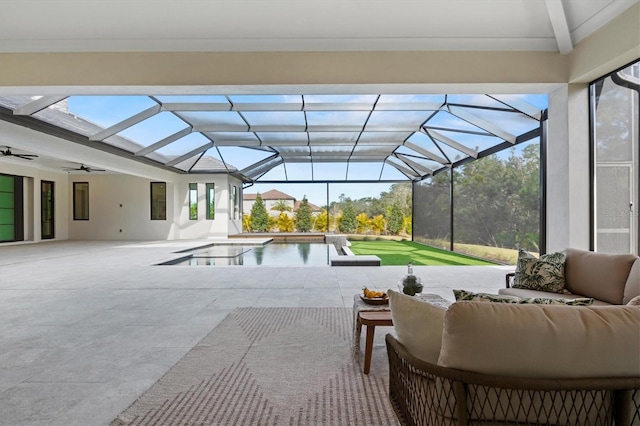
xmin=385 ymin=247 xmax=640 ymax=426
xmin=500 ymin=248 xmax=639 ymax=306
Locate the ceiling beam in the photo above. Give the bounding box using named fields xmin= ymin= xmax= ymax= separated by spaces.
xmin=385 ymin=157 xmax=420 ymax=179
xmin=135 ymin=127 xmax=192 ymax=156
xmin=243 ymin=157 xmax=283 ymax=178
xmin=165 ymin=142 xmax=212 ymax=167
xmin=489 ymin=95 xmax=542 ymax=121
xmin=545 ymin=0 xmax=573 ymax=54
xmin=12 ymin=96 xmax=68 ymax=116
xmin=90 ymin=104 xmax=161 ymax=141
xmin=395 ymin=154 xmax=434 ymax=175
xmin=425 ymin=129 xmax=478 ymax=159
xmin=403 ymin=141 xmax=449 ymax=165
xmin=447 ymin=105 xmax=517 ymax=143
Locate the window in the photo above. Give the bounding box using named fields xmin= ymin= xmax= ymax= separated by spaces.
xmin=73 ymin=182 xmax=89 ymax=220
xmin=189 ymin=183 xmax=198 ymax=220
xmin=150 ymin=182 xmax=166 ymax=220
xmin=590 ymin=60 xmax=639 ymax=254
xmin=206 ymin=183 xmax=215 ymax=220
xmin=230 ymin=185 xmax=239 ymax=220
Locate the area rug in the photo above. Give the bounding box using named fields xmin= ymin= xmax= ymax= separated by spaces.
xmin=111 ymin=307 xmax=399 ymax=425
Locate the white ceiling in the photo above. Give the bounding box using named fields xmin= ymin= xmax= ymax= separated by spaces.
xmin=0 ymin=0 xmax=637 ymax=54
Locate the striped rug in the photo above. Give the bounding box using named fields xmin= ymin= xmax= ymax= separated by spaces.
xmin=111 ymin=307 xmax=399 ymax=426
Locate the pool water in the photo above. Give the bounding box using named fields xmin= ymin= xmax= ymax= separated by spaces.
xmin=169 ymin=242 xmax=331 ymax=266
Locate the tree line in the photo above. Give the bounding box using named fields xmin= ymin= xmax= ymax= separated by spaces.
xmin=243 ymin=143 xmax=540 ymax=251
xmin=415 ymin=144 xmax=540 ymax=251
xmin=243 ymin=183 xmax=413 ymax=235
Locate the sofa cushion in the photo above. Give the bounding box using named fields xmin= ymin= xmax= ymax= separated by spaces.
xmin=623 ymin=259 xmax=640 ymax=304
xmin=388 ymin=289 xmax=446 ymax=364
xmin=627 ymin=295 xmax=640 ymax=306
xmin=513 ymin=249 xmax=568 ymax=294
xmin=437 ymin=302 xmax=640 ymax=378
xmin=565 ymin=248 xmax=638 ymax=305
xmin=454 ymin=289 xmax=594 ymax=305
xmin=499 ymin=288 xmax=612 ymax=306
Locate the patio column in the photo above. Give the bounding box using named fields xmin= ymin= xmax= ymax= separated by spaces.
xmin=546 ymin=83 xmax=591 ymax=252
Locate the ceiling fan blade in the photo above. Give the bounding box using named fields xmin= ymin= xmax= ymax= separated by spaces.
xmin=15 ymin=154 xmax=35 ymax=160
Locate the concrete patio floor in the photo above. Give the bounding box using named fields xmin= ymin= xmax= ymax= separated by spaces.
xmin=0 ymin=240 xmax=512 ymax=426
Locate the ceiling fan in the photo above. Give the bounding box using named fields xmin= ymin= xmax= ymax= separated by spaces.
xmin=0 ymin=146 xmax=38 ymax=160
xmin=63 ymin=164 xmax=106 ymax=173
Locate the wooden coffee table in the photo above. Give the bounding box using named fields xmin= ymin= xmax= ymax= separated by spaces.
xmin=353 ymin=293 xmax=451 ymax=374
xmin=357 ymin=310 xmax=393 ymax=374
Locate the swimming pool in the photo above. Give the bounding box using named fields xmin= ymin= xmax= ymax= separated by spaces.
xmin=165 ymin=242 xmax=332 ymax=266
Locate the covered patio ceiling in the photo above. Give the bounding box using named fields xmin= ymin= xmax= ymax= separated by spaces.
xmin=0 ymin=93 xmax=545 ymax=182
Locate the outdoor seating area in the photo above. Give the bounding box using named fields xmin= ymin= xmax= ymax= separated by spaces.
xmin=385 ymin=250 xmax=640 ymax=425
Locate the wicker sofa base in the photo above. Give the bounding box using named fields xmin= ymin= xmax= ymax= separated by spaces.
xmin=386 ymin=334 xmax=640 ymax=426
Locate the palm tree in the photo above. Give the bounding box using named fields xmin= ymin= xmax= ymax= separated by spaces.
xmin=271 ymin=200 xmax=292 ymax=215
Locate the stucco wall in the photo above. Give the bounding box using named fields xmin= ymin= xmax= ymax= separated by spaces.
xmin=67 ymin=173 xmax=242 ymax=240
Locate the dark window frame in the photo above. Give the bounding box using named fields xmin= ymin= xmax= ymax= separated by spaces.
xmin=150 ymin=182 xmax=167 ymax=221
xmin=41 ymin=180 xmax=54 ymax=239
xmin=189 ymin=183 xmax=198 ymax=220
xmin=206 ymin=183 xmax=215 ymax=220
xmin=73 ymin=182 xmax=89 ymax=220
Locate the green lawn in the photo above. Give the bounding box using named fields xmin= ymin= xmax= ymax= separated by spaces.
xmin=348 ymin=240 xmax=496 ymax=266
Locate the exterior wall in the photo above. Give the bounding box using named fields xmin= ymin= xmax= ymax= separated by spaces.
xmin=242 ymin=199 xmax=253 ymax=216
xmin=243 ymin=198 xmax=296 ymax=217
xmin=173 ymin=174 xmax=243 ymax=239
xmin=67 ymin=173 xmax=241 ymax=240
xmin=68 ymin=174 xmax=174 ymax=240
xmin=0 ymin=121 xmax=245 ymax=242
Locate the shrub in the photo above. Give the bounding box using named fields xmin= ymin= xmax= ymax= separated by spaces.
xmin=250 ymin=194 xmax=269 ymax=232
xmin=277 ymin=212 xmax=295 ymax=232
xmin=295 ymin=196 xmax=313 ymax=232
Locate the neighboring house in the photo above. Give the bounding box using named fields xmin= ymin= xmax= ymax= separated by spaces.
xmin=294 ymin=199 xmax=322 ymax=216
xmin=243 ymin=189 xmax=322 ymax=217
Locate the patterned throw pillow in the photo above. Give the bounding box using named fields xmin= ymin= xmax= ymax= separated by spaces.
xmin=513 ymin=249 xmax=569 ymax=294
xmin=453 ymin=289 xmax=594 ymax=306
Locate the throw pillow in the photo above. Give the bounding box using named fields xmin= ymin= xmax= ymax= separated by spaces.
xmin=627 ymin=295 xmax=640 ymax=306
xmin=453 ymin=289 xmax=594 ymax=306
xmin=513 ymin=249 xmax=569 ymax=294
xmin=388 ymin=289 xmax=446 ymax=363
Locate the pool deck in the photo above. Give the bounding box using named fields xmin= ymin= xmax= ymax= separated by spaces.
xmin=0 ymin=239 xmax=512 ymax=426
